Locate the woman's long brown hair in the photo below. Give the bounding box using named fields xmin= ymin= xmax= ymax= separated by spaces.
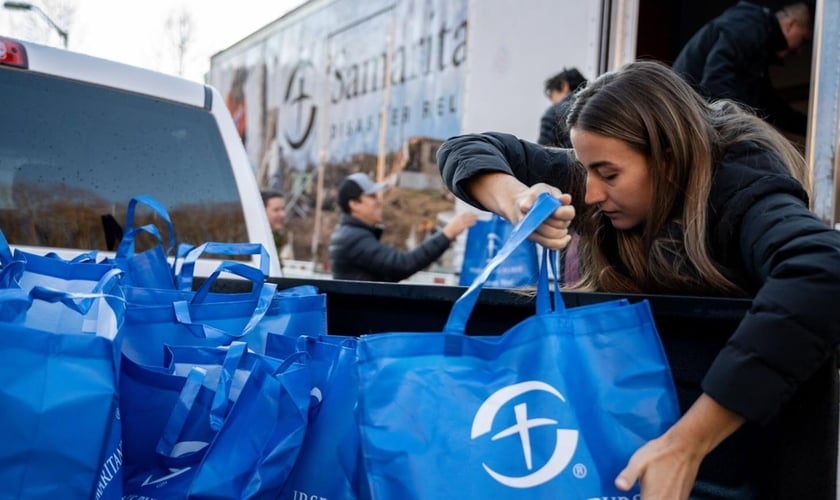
xmin=564 ymin=60 xmax=806 ymax=295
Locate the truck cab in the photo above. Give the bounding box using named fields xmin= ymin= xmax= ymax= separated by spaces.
xmin=0 ymin=35 xmax=281 ymax=276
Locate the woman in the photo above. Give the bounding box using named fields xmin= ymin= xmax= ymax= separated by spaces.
xmin=437 ymin=60 xmax=840 ymax=499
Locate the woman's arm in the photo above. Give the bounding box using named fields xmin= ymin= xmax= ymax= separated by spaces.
xmin=437 ymin=132 xmax=579 ymax=249
xmin=616 ymin=394 xmax=745 ymax=500
xmin=620 ymin=192 xmax=840 ymax=498
xmin=706 ymin=192 xmax=840 ymax=422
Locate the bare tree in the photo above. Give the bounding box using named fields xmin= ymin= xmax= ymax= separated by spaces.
xmin=165 ymin=7 xmax=193 ymax=77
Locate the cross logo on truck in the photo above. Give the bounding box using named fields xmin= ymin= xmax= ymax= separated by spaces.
xmin=284 ymin=60 xmax=318 ymax=150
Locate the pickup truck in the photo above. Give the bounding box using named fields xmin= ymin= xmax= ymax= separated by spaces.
xmin=0 ymin=35 xmax=280 ymax=276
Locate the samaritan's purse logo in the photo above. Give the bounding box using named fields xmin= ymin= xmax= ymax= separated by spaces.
xmin=471 ymin=381 xmax=579 ymax=488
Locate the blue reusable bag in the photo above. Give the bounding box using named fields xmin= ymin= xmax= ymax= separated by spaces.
xmin=0 ymin=280 xmax=125 ymax=500
xmin=120 ymin=260 xmax=326 ymax=367
xmin=122 ymin=343 xmax=311 ymax=499
xmin=269 ymin=335 xmax=362 ymax=500
xmin=459 ymin=213 xmax=539 ymax=288
xmin=356 ymin=194 xmax=680 ymax=499
xmin=119 ymin=342 xmax=287 ymax=482
xmin=105 ymin=195 xmax=178 ymax=289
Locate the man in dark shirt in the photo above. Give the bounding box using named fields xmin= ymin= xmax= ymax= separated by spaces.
xmin=328 ymin=172 xmax=476 ymax=282
xmin=672 ymin=1 xmax=813 ymax=136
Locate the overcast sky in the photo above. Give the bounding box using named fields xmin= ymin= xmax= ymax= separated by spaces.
xmin=1 ymin=0 xmax=307 ymax=82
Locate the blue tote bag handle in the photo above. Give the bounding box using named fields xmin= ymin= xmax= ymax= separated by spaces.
xmin=190 ymin=260 xmax=268 ymax=304
xmin=208 ymin=342 xmax=249 ymax=430
xmin=155 ymin=366 xmax=214 ymax=467
xmin=177 ymin=242 xmax=270 ymax=291
xmin=27 ymin=268 xmax=125 ymax=316
xmin=114 ymin=223 xmax=178 ymax=289
xmin=125 ymin=195 xmax=177 ymax=251
xmin=40 ymin=251 xmax=100 ymax=263
xmin=0 ymin=259 xmax=24 ymax=289
xmin=0 ymin=229 xmax=12 ymax=265
xmin=116 ymin=223 xmax=165 ymax=257
xmin=157 ymin=343 xmax=254 ymax=463
xmin=445 ymin=193 xmax=561 ymax=334
xmin=172 ymin=261 xmax=277 ymax=340
xmin=157 ymin=345 xmax=307 ymax=462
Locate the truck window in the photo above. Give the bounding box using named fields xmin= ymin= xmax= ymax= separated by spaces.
xmin=0 ymin=68 xmax=249 ymax=251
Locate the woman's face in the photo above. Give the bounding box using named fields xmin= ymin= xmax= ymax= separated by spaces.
xmin=571 ymin=128 xmax=653 ymax=230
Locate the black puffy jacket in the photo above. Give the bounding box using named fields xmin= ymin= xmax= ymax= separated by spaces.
xmin=671 ymin=1 xmax=807 ymax=135
xmin=537 ymin=94 xmax=574 ymax=147
xmin=328 ymin=214 xmax=452 ymax=282
xmin=437 ymin=132 xmax=840 ymax=425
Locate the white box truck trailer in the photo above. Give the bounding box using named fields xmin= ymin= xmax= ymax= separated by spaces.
xmin=208 ymin=0 xmax=839 ymax=277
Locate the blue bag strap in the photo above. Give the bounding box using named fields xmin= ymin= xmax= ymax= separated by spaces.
xmin=535 ymin=248 xmax=566 ymax=315
xmin=124 ymin=195 xmax=177 ymax=254
xmin=0 ymin=259 xmax=24 ymax=288
xmin=209 ymin=342 xmax=249 ymax=431
xmin=272 ymin=350 xmax=310 ymax=376
xmin=115 ymin=223 xmax=166 ymax=258
xmin=191 ymin=260 xmax=267 ymax=303
xmin=27 ymin=268 xmax=125 ymax=316
xmin=174 ymin=242 xmax=196 ymax=281
xmin=208 ymin=345 xmax=309 ymax=432
xmin=172 ymin=274 xmax=277 ymax=340
xmin=0 ymin=229 xmax=12 ymax=266
xmin=177 ymin=242 xmax=269 ymax=291
xmin=536 ymin=248 xmax=551 ymax=315
xmin=156 ymin=366 xmax=210 ymax=465
xmin=40 ymin=251 xmax=100 ymax=263
xmin=444 ymin=193 xmax=561 ymax=334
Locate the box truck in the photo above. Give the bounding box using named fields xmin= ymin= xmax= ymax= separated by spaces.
xmin=208 ymin=0 xmax=839 ymax=277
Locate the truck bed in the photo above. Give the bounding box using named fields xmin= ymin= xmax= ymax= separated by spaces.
xmin=211 ymin=276 xmax=839 ymax=497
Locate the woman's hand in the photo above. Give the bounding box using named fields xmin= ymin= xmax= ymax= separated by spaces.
xmin=511 ymin=183 xmax=575 ymax=250
xmin=615 ymin=394 xmax=745 ymax=500
xmin=614 ymin=426 xmax=704 ymax=499
xmin=465 ymin=173 xmax=575 ymax=250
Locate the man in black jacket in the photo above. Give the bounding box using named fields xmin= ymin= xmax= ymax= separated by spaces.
xmin=328 ymin=172 xmax=477 ymax=282
xmin=671 ymin=1 xmax=813 ymax=136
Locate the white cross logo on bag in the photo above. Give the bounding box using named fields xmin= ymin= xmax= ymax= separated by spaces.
xmin=484 ymin=232 xmax=503 ymax=262
xmin=471 ymin=380 xmax=579 ymax=488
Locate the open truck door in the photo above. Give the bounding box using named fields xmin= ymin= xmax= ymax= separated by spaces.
xmin=610 ymin=0 xmax=839 ymax=229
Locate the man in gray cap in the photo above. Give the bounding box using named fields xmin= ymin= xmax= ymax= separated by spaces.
xmin=329 ymin=172 xmax=477 ymax=282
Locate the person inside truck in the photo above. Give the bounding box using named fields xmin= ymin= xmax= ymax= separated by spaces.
xmin=329 ymin=172 xmax=477 ymax=282
xmin=671 ymin=1 xmax=813 ymax=137
xmin=437 ymin=60 xmax=840 ymax=499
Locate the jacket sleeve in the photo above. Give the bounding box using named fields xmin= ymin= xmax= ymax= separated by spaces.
xmin=702 ymin=192 xmax=840 ymax=423
xmin=349 ymin=231 xmax=452 ymax=282
xmin=437 ymin=132 xmax=577 ymax=210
